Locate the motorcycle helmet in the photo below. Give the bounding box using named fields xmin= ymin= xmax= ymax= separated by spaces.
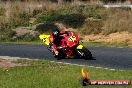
xmin=52 ymin=28 xmax=60 ymax=38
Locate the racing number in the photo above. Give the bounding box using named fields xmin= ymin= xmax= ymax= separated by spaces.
xmin=69 ymin=35 xmax=76 ymax=42
xmin=42 ymin=38 xmax=46 ymax=43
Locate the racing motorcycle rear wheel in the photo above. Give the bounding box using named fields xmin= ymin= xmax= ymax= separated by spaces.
xmin=77 ymin=47 xmax=92 ymax=60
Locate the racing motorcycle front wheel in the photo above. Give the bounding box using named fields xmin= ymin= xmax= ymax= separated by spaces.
xmin=77 ymin=47 xmax=92 ymax=60
xmin=53 ymin=49 xmax=66 ymax=60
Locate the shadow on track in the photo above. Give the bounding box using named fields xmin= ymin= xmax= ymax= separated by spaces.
xmin=57 ymin=57 xmax=96 ymax=60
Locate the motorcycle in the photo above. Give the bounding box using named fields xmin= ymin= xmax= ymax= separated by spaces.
xmin=39 ymin=31 xmax=92 ymax=60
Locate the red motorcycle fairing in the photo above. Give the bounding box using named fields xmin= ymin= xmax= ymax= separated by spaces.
xmin=59 ymin=32 xmax=79 ymax=57
xmin=65 ymin=33 xmax=79 ymax=47
xmin=60 ymin=32 xmax=79 ymax=47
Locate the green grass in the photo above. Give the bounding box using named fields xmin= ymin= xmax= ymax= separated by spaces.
xmin=0 ymin=41 xmax=43 ymax=45
xmin=0 ymin=41 xmax=130 ymax=48
xmin=82 ymin=42 xmax=130 ymax=48
xmin=0 ymin=59 xmax=131 ymax=88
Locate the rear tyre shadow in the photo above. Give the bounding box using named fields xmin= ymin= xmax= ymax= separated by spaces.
xmin=56 ymin=57 xmax=96 ymax=60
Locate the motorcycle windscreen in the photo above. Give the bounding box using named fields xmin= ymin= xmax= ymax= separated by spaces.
xmin=66 ymin=34 xmax=79 ymax=47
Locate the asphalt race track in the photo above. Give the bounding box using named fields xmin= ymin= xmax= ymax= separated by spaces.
xmin=0 ymin=44 xmax=132 ymax=70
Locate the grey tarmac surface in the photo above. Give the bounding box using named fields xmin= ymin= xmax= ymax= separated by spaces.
xmin=0 ymin=44 xmax=132 ymax=70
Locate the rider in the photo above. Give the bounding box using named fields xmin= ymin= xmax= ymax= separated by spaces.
xmin=49 ymin=23 xmax=69 ymax=56
xmin=39 ymin=23 xmax=71 ymax=57
xmin=49 ymin=29 xmax=60 ymax=56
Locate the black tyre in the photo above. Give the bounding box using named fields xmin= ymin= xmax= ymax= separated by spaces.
xmin=83 ymin=47 xmax=93 ymax=60
xmin=54 ymin=49 xmax=65 ymax=60
xmin=77 ymin=47 xmax=92 ymax=60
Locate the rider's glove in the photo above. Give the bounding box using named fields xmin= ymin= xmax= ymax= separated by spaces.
xmin=55 ymin=51 xmax=59 ymax=56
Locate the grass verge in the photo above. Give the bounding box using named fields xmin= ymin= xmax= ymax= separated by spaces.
xmin=0 ymin=41 xmax=43 ymax=45
xmin=0 ymin=59 xmax=131 ymax=88
xmin=82 ymin=42 xmax=130 ymax=48
xmin=0 ymin=41 xmax=130 ymax=48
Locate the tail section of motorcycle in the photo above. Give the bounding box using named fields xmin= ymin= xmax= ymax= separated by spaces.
xmin=76 ymin=44 xmax=93 ymax=60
